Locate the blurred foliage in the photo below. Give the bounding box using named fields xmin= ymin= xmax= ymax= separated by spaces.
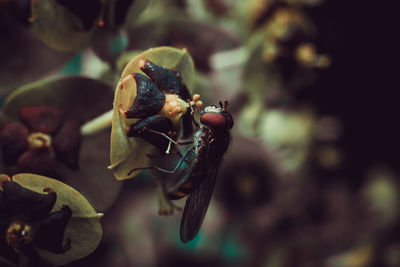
xmin=0 ymin=0 xmax=396 ymax=266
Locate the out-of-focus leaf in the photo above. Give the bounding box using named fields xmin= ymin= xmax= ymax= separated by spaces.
xmin=1 ymin=76 xmax=113 ymax=123
xmin=325 ymin=243 xmax=374 ymax=267
xmin=0 ymin=76 xmax=121 ymax=211
xmin=127 ymin=17 xmax=241 ymax=72
xmin=0 ymin=11 xmax=73 ymax=93
xmin=242 ymin=7 xmax=318 ymax=99
xmin=56 ymin=0 xmax=102 ymax=31
xmin=258 ymin=107 xmax=315 ymax=172
xmin=109 ymin=46 xmax=195 ymax=180
xmin=61 ymin=129 xmax=122 ymax=212
xmin=217 ymin=134 xmax=278 ymax=213
xmin=362 ymin=167 xmax=399 ymax=228
xmin=0 ymin=256 xmax=16 ymax=267
xmin=91 ymin=29 xmax=129 ymax=66
xmin=242 ymin=32 xmax=281 ymax=101
xmin=30 ymin=0 xmax=94 ymax=51
xmin=11 ymin=173 xmax=103 ymax=266
xmin=107 ymin=0 xmax=153 ymax=29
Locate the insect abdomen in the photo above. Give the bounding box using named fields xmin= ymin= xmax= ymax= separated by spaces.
xmin=167 ymin=181 xmax=194 ymax=200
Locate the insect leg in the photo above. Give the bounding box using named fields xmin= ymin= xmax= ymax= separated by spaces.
xmin=147 ymin=129 xmax=194 ymax=145
xmin=128 ymin=146 xmax=194 ymax=175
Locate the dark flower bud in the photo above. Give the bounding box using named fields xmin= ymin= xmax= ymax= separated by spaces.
xmin=0 ymin=122 xmax=29 ymax=165
xmin=19 ymin=106 xmax=64 ymax=135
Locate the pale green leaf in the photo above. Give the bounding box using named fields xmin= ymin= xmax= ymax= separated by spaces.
xmin=12 ymin=173 xmax=103 ymax=265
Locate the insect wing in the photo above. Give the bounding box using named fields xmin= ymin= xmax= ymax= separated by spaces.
xmin=179 ymin=160 xmax=220 ymax=243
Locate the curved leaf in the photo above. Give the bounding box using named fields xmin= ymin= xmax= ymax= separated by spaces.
xmin=0 ymin=11 xmax=73 ymax=93
xmin=127 ymin=17 xmax=241 ymax=72
xmin=30 ymin=0 xmax=94 ymax=51
xmin=109 ymin=46 xmax=195 ymax=180
xmin=12 ymin=173 xmax=102 ymax=266
xmin=108 ymin=0 xmax=152 ymax=29
xmin=1 ymin=76 xmax=113 ymax=124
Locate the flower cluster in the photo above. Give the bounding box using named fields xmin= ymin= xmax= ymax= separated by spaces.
xmin=0 ymin=106 xmax=81 ymax=178
xmin=0 ymin=174 xmax=71 ymax=265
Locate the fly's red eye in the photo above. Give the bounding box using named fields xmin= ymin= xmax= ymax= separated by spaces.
xmin=200 ymin=112 xmax=229 ymax=128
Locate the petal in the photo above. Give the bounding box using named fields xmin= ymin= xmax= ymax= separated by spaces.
xmin=127 ymin=115 xmax=174 ymax=154
xmin=53 ymin=119 xmax=81 ymax=170
xmin=34 ymin=205 xmax=72 ymax=254
xmin=124 ymin=73 xmax=166 ymax=119
xmin=19 ymin=106 xmax=64 ymax=135
xmin=0 ymin=122 xmax=29 ymax=165
xmin=17 ymin=149 xmax=57 ymax=178
xmin=2 ymin=180 xmax=56 ymax=222
xmin=140 ymin=59 xmax=190 ymax=99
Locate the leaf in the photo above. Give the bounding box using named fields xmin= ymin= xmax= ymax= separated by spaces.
xmin=11 ymin=173 xmax=103 ymax=266
xmin=1 ymin=76 xmax=114 ymax=124
xmin=108 ymin=0 xmax=153 ymax=29
xmin=242 ymin=31 xmax=280 ymax=101
xmin=109 ymin=46 xmax=195 ymax=180
xmin=127 ymin=17 xmax=241 ymax=72
xmin=30 ymin=0 xmax=94 ymax=51
xmin=0 ymin=10 xmax=73 ymax=93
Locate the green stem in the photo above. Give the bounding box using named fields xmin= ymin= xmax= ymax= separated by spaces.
xmin=210 ymin=46 xmax=248 ymax=70
xmin=80 ymin=109 xmax=113 ymax=136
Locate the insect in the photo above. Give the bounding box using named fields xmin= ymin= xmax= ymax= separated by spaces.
xmin=119 ymin=59 xmax=196 ymax=156
xmin=129 ymin=101 xmax=233 ymax=243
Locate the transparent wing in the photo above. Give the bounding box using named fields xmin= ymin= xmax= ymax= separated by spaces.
xmin=179 ymin=160 xmax=220 ymax=243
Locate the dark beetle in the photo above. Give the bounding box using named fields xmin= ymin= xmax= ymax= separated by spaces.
xmin=130 ymin=101 xmax=233 ymax=243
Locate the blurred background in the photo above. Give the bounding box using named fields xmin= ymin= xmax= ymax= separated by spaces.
xmin=0 ymin=0 xmax=397 ymax=266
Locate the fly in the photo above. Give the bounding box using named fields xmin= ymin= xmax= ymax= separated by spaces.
xmin=129 ymin=101 xmax=233 ymax=243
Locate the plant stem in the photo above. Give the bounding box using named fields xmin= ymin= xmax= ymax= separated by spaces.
xmin=210 ymin=46 xmax=248 ymax=70
xmin=80 ymin=109 xmax=113 ymax=136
